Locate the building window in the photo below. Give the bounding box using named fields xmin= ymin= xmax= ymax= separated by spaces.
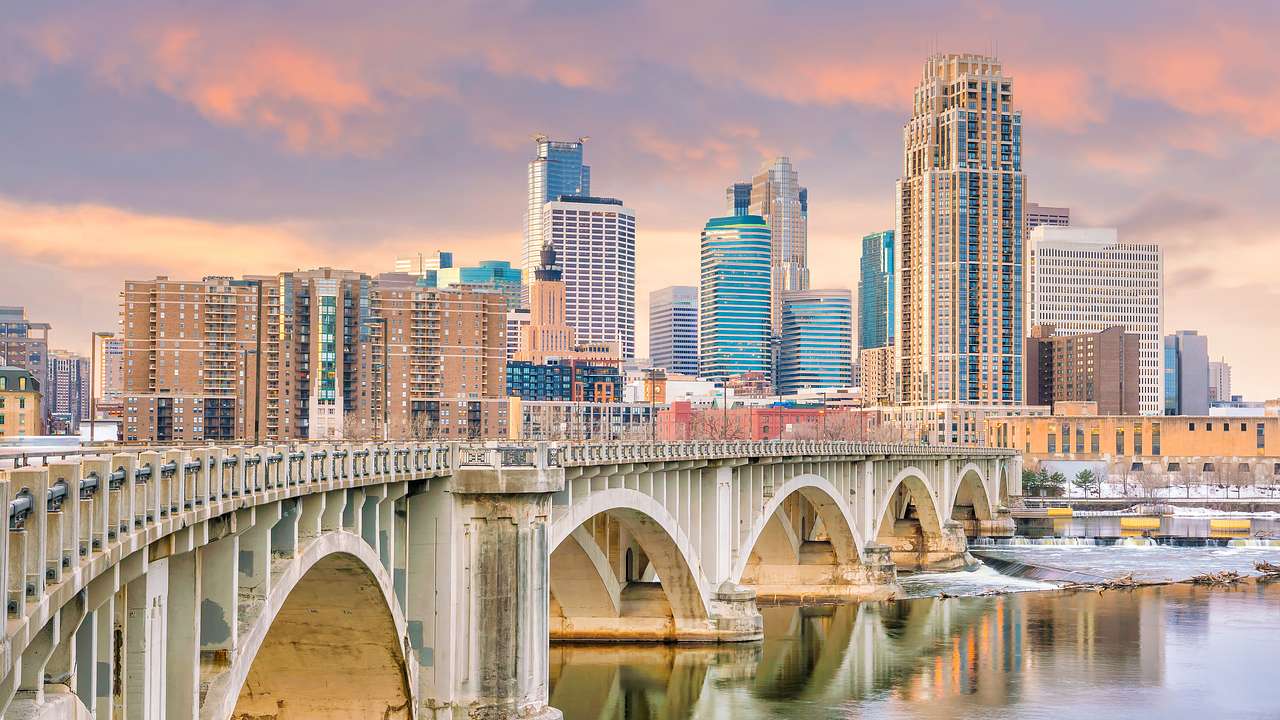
xmin=1168 ymin=462 xmax=1181 ymax=472
xmin=1075 ymin=426 xmax=1085 ymax=453
xmin=1203 ymin=462 xmax=1215 ymax=472
xmin=1259 ymin=423 xmax=1266 ymax=450
xmin=1133 ymin=423 xmax=1143 ymax=455
xmin=1116 ymin=429 xmax=1125 ymax=455
xmin=1090 ymin=430 xmax=1100 ymax=453
xmin=1047 ymin=433 xmax=1057 ymax=453
xmin=1189 ymin=422 xmax=1196 ymax=431
xmin=1152 ymin=424 xmax=1161 ymax=455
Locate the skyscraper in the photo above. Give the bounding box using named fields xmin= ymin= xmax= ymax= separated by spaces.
xmin=1164 ymin=330 xmax=1209 ymax=415
xmin=895 ymin=54 xmax=1026 ymax=405
xmin=1208 ymin=360 xmax=1232 ymax=403
xmin=729 ymin=158 xmax=809 ymax=337
xmin=778 ymin=289 xmax=853 ymax=395
xmin=699 ymin=215 xmax=772 ymax=383
xmin=1027 ymin=226 xmax=1164 ymax=415
xmin=542 ymin=196 xmax=636 ymax=359
xmin=649 ymin=286 xmax=698 ymax=377
xmin=523 ymin=136 xmax=591 ymax=302
xmin=726 ymin=182 xmax=752 ymax=216
xmin=46 ymin=349 xmax=89 ymax=433
xmin=857 ymin=230 xmax=895 ymax=351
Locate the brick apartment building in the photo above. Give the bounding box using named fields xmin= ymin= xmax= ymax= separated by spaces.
xmin=121 ymin=270 xmax=507 ymax=443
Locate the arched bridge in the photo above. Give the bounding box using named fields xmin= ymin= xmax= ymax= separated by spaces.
xmin=0 ymin=440 xmax=1018 ymax=719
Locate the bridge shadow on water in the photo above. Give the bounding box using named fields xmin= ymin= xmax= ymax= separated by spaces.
xmin=548 ymin=582 xmax=1280 ymax=719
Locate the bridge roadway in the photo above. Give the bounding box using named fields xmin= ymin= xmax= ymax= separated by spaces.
xmin=0 ymin=439 xmax=1018 ymax=719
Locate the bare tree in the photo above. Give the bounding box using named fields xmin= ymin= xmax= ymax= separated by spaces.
xmin=1137 ymin=465 xmax=1169 ymax=500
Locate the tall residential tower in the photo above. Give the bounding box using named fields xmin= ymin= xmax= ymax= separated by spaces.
xmin=895 ymin=54 xmax=1026 ymax=405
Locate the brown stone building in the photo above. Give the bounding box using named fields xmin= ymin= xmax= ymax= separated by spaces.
xmin=122 ymin=270 xmax=508 ymax=443
xmin=1025 ymin=324 xmax=1140 ymax=415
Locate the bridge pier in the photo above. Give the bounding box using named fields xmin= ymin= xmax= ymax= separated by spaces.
xmin=1 ymin=440 xmax=1016 ymax=719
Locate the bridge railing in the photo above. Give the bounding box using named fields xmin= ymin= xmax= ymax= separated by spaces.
xmin=557 ymin=440 xmax=1017 ymax=466
xmin=0 ymin=440 xmax=458 ymax=683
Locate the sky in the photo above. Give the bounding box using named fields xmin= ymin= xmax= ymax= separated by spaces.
xmin=3 ymin=1 xmax=1279 ymax=399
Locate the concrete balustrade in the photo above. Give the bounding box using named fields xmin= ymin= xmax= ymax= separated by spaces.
xmin=0 ymin=440 xmax=1017 ymax=719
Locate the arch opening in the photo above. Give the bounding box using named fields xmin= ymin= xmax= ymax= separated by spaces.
xmin=549 ymin=505 xmax=710 ymax=641
xmin=874 ymin=470 xmax=965 ymax=572
xmin=230 ymin=552 xmax=413 ymax=719
xmin=951 ymin=467 xmax=995 ymax=538
xmin=736 ymin=476 xmax=884 ymax=600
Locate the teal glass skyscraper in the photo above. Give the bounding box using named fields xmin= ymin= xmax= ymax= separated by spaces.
xmin=435 ymin=260 xmax=523 ymax=310
xmin=778 ymin=290 xmax=854 ymax=394
xmin=699 ymin=216 xmax=772 ymax=383
xmin=857 ymin=230 xmax=894 ymax=351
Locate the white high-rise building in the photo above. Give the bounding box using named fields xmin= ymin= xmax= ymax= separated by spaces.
xmin=542 ymin=196 xmax=636 ymax=359
xmin=649 ymin=286 xmax=698 ymax=376
xmin=1208 ymin=360 xmax=1232 ymax=403
xmin=1027 ymin=226 xmax=1165 ymax=415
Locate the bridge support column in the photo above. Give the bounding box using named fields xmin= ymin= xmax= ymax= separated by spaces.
xmin=411 ymin=446 xmax=564 ymax=720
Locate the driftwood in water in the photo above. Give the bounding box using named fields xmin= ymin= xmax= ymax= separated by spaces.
xmin=1255 ymin=561 xmax=1280 ymax=577
xmin=1190 ymin=570 xmax=1243 ymax=585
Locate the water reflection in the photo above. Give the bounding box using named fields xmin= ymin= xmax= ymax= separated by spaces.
xmin=549 ymin=583 xmax=1280 ymax=719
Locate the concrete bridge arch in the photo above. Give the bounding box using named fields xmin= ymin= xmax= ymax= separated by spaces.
xmin=203 ymin=533 xmax=415 ymax=719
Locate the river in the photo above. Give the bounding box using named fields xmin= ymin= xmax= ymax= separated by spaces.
xmin=549 ymin=548 xmax=1280 ymax=719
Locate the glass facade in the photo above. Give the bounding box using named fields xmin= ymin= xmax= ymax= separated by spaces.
xmin=523 ymin=138 xmax=591 ymax=300
xmin=778 ymin=290 xmax=853 ymax=395
xmin=436 ymin=260 xmax=523 ymax=309
xmin=699 ymin=216 xmax=772 ymax=383
xmin=857 ymin=230 xmax=895 ymax=351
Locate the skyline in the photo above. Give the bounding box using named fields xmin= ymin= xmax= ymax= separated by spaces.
xmin=3 ymin=2 xmax=1278 ymax=398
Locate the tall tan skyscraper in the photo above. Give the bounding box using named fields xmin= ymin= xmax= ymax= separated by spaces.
xmin=730 ymin=157 xmax=809 ymax=336
xmin=895 ymin=54 xmax=1026 ymax=405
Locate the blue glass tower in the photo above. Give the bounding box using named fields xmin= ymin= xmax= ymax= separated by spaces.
xmin=523 ymin=136 xmax=591 ymax=301
xmin=778 ymin=290 xmax=854 ymax=394
xmin=857 ymin=230 xmax=895 ymax=351
xmin=699 ymin=216 xmax=772 ymax=383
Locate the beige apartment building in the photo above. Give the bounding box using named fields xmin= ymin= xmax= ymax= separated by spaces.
xmin=0 ymin=367 xmax=42 ymax=437
xmin=122 ymin=270 xmax=508 ymax=443
xmin=896 ymin=54 xmax=1026 ymax=406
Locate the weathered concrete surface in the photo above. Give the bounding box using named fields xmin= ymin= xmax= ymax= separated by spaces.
xmin=201 ymin=534 xmax=415 ymax=720
xmin=7 ymin=685 xmax=93 ymax=719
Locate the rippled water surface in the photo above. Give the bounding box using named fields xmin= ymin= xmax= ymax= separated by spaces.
xmin=550 ymin=580 xmax=1280 ymax=719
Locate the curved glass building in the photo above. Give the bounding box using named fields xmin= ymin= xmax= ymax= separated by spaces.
xmin=699 ymin=216 xmax=772 ymax=383
xmin=779 ymin=290 xmax=854 ymax=394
